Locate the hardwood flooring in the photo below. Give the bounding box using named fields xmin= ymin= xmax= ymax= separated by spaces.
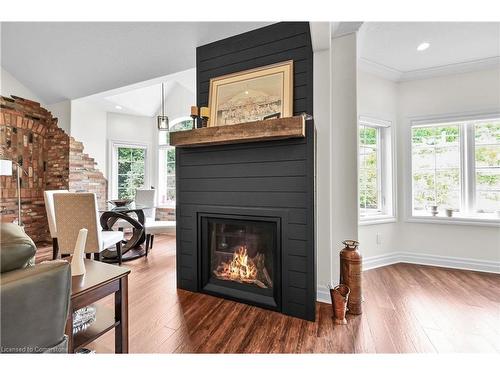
xmin=36 ymin=235 xmax=500 ymax=353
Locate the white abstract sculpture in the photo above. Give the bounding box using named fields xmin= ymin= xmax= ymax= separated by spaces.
xmin=71 ymin=228 xmax=88 ymax=276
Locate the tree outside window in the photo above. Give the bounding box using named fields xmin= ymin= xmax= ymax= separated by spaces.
xmin=411 ymin=125 xmax=461 ymax=212
xmin=410 ymin=117 xmax=500 ymax=219
xmin=475 ymin=121 xmax=500 ymax=211
xmin=116 ymin=146 xmax=146 ymax=199
xmin=158 ymin=118 xmax=193 ymax=206
xmin=359 ymin=126 xmax=380 ymax=213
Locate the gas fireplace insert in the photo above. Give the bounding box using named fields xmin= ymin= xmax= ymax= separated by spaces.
xmin=199 ymin=214 xmax=281 ymax=310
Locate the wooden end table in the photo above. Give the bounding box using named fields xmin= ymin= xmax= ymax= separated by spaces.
xmin=65 ymin=259 xmax=131 ymax=353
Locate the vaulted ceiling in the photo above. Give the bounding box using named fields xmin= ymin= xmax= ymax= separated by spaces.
xmin=1 ymin=22 xmax=271 ymax=104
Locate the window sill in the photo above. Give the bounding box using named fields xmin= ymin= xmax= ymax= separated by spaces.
xmin=407 ymin=214 xmax=500 ymax=227
xmin=359 ymin=216 xmax=397 ymax=226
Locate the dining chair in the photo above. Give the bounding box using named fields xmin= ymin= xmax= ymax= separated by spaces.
xmin=43 ymin=189 xmax=69 ymax=260
xmin=135 ymin=189 xmax=156 ymax=221
xmin=134 ymin=189 xmax=176 ymax=254
xmin=54 ymin=193 xmax=125 ymax=264
xmin=144 ymin=220 xmax=176 ymax=255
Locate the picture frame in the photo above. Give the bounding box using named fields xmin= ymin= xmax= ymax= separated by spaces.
xmin=208 ymin=60 xmax=293 ymax=127
xmin=263 ymin=112 xmax=281 ymax=120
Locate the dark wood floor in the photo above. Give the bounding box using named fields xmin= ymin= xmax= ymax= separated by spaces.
xmin=36 ymin=236 xmax=500 ymax=353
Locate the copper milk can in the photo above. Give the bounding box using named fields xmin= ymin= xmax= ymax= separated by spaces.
xmin=339 ymin=240 xmax=362 ymax=315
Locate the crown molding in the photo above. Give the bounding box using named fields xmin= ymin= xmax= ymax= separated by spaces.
xmin=399 ymin=56 xmax=500 ymax=81
xmin=359 ymin=56 xmax=500 ymax=82
xmin=332 ymin=22 xmax=364 ymax=39
xmin=358 ymin=57 xmax=402 ymax=81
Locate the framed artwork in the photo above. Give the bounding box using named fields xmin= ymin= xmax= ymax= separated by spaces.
xmin=263 ymin=112 xmax=281 ymax=120
xmin=208 ymin=60 xmax=293 ymax=126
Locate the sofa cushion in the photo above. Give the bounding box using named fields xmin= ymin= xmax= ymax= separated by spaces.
xmin=0 ymin=223 xmax=37 ymax=273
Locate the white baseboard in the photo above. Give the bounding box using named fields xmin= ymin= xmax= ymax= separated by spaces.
xmin=316 ymin=251 xmax=499 ymax=302
xmin=316 ymin=285 xmax=330 ymax=304
xmin=397 ymin=252 xmax=500 ymax=274
xmin=362 ymin=251 xmax=500 ymax=274
xmin=362 ymin=252 xmax=400 ymax=270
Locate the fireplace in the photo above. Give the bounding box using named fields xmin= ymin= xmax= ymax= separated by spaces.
xmin=200 ymin=214 xmax=281 ymax=310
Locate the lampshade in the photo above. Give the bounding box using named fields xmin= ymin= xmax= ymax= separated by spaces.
xmin=0 ymin=160 xmax=13 ymax=176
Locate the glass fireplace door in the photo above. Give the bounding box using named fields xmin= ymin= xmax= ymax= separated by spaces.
xmin=200 ymin=215 xmax=280 ymax=309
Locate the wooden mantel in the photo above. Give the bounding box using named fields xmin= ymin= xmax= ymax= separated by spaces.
xmin=169 ymin=116 xmax=305 ymax=148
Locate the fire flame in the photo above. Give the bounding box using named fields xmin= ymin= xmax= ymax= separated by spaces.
xmin=217 ymin=246 xmax=258 ymax=283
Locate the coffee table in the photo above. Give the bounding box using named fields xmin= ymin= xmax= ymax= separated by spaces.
xmin=65 ymin=259 xmax=131 ymax=353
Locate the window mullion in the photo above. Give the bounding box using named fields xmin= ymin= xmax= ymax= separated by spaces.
xmin=463 ymin=122 xmax=475 ymax=214
xmin=376 ymin=128 xmax=383 ymax=213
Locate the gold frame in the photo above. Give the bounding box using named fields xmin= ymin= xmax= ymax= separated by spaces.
xmin=207 ymin=60 xmax=293 ymax=127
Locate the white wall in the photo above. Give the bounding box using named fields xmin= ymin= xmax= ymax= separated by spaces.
xmin=1 ymin=66 xmax=44 ymax=104
xmin=106 ymin=112 xmax=156 ymax=198
xmin=358 ymin=67 xmax=500 ymax=267
xmin=314 ymin=47 xmax=333 ymax=296
xmin=70 ymin=99 xmax=108 ymax=175
xmin=397 ymin=68 xmax=500 ymax=263
xmin=330 ymin=33 xmax=359 ymax=283
xmin=45 ymin=100 xmax=71 ymax=133
xmin=357 ymin=71 xmax=400 ymax=258
xmin=164 ymin=82 xmax=196 ymax=121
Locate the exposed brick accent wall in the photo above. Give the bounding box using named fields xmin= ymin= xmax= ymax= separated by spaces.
xmin=69 ymin=139 xmax=107 ymax=209
xmin=0 ymin=95 xmax=107 ymax=244
xmin=156 ymin=206 xmax=175 ymax=221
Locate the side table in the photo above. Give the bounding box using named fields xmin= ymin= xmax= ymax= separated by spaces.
xmin=65 ymin=259 xmax=130 ymax=353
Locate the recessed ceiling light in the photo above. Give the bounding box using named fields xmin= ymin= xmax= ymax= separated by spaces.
xmin=417 ymin=42 xmax=430 ymax=51
xmin=115 ymin=105 xmax=122 ymax=110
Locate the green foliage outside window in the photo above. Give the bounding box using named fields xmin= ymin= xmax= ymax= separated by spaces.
xmin=117 ymin=147 xmax=146 ymax=199
xmin=158 ymin=119 xmax=194 ymax=205
xmin=412 ymin=125 xmax=461 ymax=210
xmin=359 ymin=126 xmax=379 ymax=211
xmin=475 ymin=122 xmax=500 ymax=211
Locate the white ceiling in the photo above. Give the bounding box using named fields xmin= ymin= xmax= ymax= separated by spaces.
xmin=359 ymin=22 xmax=500 ymax=80
xmin=1 ymin=22 xmax=271 ymax=104
xmin=82 ymin=67 xmax=196 ymax=117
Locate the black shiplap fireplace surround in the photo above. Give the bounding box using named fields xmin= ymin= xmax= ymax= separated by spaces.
xmin=175 ymin=22 xmax=316 ymax=321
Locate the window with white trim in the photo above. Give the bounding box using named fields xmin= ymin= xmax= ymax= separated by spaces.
xmin=157 ymin=117 xmax=193 ymax=207
xmin=359 ymin=117 xmax=394 ymax=221
xmin=410 ymin=116 xmax=500 ymax=220
xmin=111 ymin=143 xmax=147 ymax=200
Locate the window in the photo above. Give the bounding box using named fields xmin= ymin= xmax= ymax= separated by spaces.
xmin=358 ymin=117 xmax=394 ymax=222
xmin=474 ymin=120 xmax=500 ymax=213
xmin=111 ymin=143 xmax=147 ymax=199
xmin=410 ymin=116 xmax=500 ymax=221
xmin=157 ymin=118 xmax=193 ymax=206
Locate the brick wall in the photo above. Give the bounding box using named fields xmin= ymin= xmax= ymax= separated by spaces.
xmin=156 ymin=206 xmax=175 ymax=221
xmin=69 ymin=139 xmax=107 ymax=209
xmin=0 ymin=95 xmax=107 ymax=244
